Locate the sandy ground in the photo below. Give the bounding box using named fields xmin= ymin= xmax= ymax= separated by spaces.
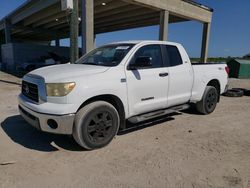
xmin=0 ymin=71 xmax=250 ymax=188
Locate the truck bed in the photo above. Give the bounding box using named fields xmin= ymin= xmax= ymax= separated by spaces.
xmin=192 ymin=62 xmax=226 ymax=65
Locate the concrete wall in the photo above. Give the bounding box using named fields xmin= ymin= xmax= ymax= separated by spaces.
xmin=1 ymin=43 xmax=15 ymax=71
xmin=1 ymin=43 xmax=70 ymax=73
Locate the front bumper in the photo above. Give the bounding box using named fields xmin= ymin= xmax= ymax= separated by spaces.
xmin=19 ymin=104 xmax=75 ymax=135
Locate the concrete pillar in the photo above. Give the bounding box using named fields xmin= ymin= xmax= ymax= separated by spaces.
xmin=70 ymin=0 xmax=79 ymax=63
xmin=4 ymin=19 xmax=11 ymax=44
xmin=55 ymin=38 xmax=60 ymax=47
xmin=159 ymin=10 xmax=169 ymax=41
xmin=94 ymin=34 xmax=96 ymax=48
xmin=200 ymin=22 xmax=211 ymax=63
xmin=81 ymin=0 xmax=94 ymax=55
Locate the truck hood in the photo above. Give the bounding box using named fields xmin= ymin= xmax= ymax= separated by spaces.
xmin=29 ymin=64 xmax=110 ymax=82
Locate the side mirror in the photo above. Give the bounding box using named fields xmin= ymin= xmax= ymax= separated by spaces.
xmin=129 ymin=56 xmax=152 ymax=70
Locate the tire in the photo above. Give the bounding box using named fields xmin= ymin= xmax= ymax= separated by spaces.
xmin=232 ymin=88 xmax=250 ymax=96
xmin=244 ymin=90 xmax=250 ymax=96
xmin=73 ymin=101 xmax=120 ymax=150
xmin=232 ymin=88 xmax=247 ymax=92
xmin=223 ymin=89 xmax=244 ymax=97
xmin=195 ymin=86 xmax=219 ymax=115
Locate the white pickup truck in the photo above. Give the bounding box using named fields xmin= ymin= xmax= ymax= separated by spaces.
xmin=19 ymin=41 xmax=229 ymax=150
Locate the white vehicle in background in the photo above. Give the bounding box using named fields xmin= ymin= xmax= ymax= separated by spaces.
xmin=18 ymin=41 xmax=229 ymax=150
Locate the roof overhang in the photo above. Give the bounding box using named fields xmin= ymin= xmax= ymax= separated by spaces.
xmin=0 ymin=0 xmax=213 ymax=42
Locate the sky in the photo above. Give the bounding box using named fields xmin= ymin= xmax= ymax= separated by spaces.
xmin=0 ymin=0 xmax=249 ymax=58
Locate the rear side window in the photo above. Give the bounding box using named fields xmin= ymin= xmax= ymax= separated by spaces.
xmin=165 ymin=45 xmax=183 ymax=67
xmin=132 ymin=45 xmax=163 ymax=68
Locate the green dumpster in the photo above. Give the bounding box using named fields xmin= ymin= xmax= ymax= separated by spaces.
xmin=227 ymin=59 xmax=250 ymax=79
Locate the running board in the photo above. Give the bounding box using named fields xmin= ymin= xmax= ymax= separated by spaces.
xmin=128 ymin=104 xmax=190 ymax=124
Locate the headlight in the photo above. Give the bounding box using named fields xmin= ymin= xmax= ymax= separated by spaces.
xmin=46 ymin=83 xmax=76 ymax=97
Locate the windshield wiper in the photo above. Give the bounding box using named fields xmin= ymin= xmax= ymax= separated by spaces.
xmin=83 ymin=63 xmax=101 ymax=66
xmin=84 ymin=62 xmax=115 ymax=67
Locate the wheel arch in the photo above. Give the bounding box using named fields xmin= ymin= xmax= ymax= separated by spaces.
xmin=77 ymin=94 xmax=126 ymax=130
xmin=207 ymin=79 xmax=221 ymax=102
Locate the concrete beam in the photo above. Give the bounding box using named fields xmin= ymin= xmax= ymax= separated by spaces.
xmin=95 ymin=8 xmax=155 ymax=25
xmin=122 ymin=0 xmax=212 ymax=23
xmin=23 ymin=4 xmax=61 ymax=26
xmin=12 ymin=25 xmax=58 ymax=36
xmin=32 ymin=11 xmax=67 ymax=27
xmin=15 ymin=31 xmax=68 ymax=42
xmin=81 ymin=0 xmax=94 ymax=55
xmin=95 ymin=0 xmax=113 ymax=6
xmin=11 ymin=0 xmax=60 ymax=24
xmin=95 ymin=1 xmax=128 ymax=14
xmin=43 ymin=18 xmax=68 ymax=29
xmin=96 ymin=18 xmax=159 ymax=34
xmin=95 ymin=12 xmax=159 ymax=28
xmin=200 ymin=22 xmax=211 ymax=63
xmin=159 ymin=10 xmax=169 ymax=41
xmin=95 ymin=5 xmax=137 ymax=18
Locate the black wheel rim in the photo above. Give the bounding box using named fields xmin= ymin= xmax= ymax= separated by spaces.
xmin=206 ymin=90 xmax=217 ymax=111
xmin=86 ymin=111 xmax=114 ymax=143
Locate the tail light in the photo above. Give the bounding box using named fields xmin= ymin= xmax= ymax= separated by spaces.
xmin=225 ymin=66 xmax=230 ymax=75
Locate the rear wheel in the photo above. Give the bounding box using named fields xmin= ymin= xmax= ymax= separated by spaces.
xmin=73 ymin=101 xmax=120 ymax=150
xmin=196 ymin=86 xmax=218 ymax=115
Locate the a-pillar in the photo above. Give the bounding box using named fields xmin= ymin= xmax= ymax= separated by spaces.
xmin=200 ymin=22 xmax=211 ymax=63
xmin=81 ymin=0 xmax=94 ymax=55
xmin=159 ymin=10 xmax=169 ymax=41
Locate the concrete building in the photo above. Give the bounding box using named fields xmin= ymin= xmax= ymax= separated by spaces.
xmin=0 ymin=0 xmax=213 ymax=72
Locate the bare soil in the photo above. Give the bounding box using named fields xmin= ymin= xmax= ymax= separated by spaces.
xmin=0 ymin=71 xmax=250 ymax=188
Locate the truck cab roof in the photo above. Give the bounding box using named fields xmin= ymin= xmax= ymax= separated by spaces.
xmin=110 ymin=40 xmax=181 ymax=47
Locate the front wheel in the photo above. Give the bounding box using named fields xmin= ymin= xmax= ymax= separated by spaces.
xmin=73 ymin=101 xmax=120 ymax=150
xmin=195 ymin=86 xmax=219 ymax=115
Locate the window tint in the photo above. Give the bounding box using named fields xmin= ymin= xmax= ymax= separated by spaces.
xmin=132 ymin=45 xmax=163 ymax=68
xmin=165 ymin=45 xmax=183 ymax=67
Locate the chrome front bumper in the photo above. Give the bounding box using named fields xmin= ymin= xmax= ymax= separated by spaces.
xmin=19 ymin=104 xmax=75 ymax=135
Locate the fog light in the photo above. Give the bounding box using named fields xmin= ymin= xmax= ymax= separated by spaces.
xmin=47 ymin=119 xmax=58 ymax=129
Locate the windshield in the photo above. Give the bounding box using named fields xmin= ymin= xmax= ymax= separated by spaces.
xmin=75 ymin=44 xmax=135 ymax=67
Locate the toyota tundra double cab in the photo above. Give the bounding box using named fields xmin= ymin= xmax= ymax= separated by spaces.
xmin=19 ymin=41 xmax=229 ymax=150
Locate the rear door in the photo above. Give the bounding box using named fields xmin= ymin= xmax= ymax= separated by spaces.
xmin=163 ymin=45 xmax=194 ymax=107
xmin=125 ymin=44 xmax=169 ymax=116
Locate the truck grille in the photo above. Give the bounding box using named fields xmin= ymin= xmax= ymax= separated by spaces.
xmin=22 ymin=81 xmax=39 ymax=102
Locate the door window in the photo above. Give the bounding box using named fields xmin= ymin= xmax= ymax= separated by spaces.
xmin=165 ymin=45 xmax=183 ymax=67
xmin=132 ymin=45 xmax=163 ymax=68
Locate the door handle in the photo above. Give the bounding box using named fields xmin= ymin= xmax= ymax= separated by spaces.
xmin=159 ymin=72 xmax=169 ymax=77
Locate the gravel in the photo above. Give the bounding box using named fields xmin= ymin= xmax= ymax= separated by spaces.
xmin=0 ymin=72 xmax=250 ymax=188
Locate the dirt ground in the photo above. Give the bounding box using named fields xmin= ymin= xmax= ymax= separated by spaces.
xmin=0 ymin=71 xmax=250 ymax=188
